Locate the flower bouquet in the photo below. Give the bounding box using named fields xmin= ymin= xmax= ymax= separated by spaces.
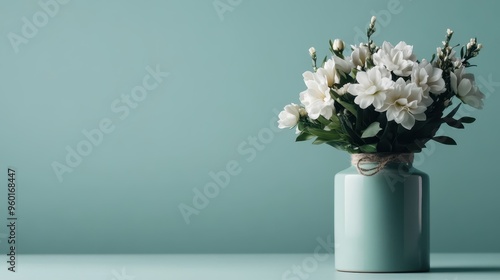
xmin=278 ymin=16 xmax=483 ymax=154
xmin=277 ymin=16 xmax=484 ymax=273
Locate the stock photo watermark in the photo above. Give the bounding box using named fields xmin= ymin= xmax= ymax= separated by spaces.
xmin=7 ymin=0 xmax=71 ymax=54
xmin=213 ymin=0 xmax=242 ymax=21
xmin=6 ymin=168 xmax=18 ymax=273
xmin=178 ymin=109 xmax=281 ymax=224
xmin=51 ymin=65 xmax=169 ymax=183
xmin=111 ymin=267 xmax=135 ymax=280
xmin=282 ymin=235 xmax=334 ymax=280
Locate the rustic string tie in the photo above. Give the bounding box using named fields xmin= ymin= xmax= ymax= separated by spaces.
xmin=351 ymin=153 xmax=414 ymax=176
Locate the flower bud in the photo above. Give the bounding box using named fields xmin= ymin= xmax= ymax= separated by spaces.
xmin=446 ymin=28 xmax=453 ymax=36
xmin=333 ymin=39 xmax=344 ymax=52
xmin=477 ymin=43 xmax=483 ymax=50
xmin=309 ymin=47 xmax=316 ymax=57
xmin=370 ymin=16 xmax=376 ymax=27
xmin=437 ymin=47 xmax=443 ymax=57
xmin=467 ymin=42 xmax=472 ymax=50
xmin=299 ymin=107 xmax=307 ymax=117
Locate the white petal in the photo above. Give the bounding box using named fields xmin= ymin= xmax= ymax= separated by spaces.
xmin=458 ymin=79 xmax=472 ymax=97
xmin=400 ymin=113 xmax=415 ymax=130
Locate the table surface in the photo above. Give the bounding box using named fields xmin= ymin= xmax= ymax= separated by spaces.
xmin=1 ymin=254 xmax=499 ymax=280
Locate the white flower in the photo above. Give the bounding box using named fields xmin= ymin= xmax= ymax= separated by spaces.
xmin=411 ymin=59 xmax=445 ymax=106
xmin=377 ymin=78 xmax=427 ymax=130
xmin=450 ymin=67 xmax=485 ymax=109
xmin=349 ymin=66 xmax=394 ymax=109
xmin=411 ymin=59 xmax=445 ymax=94
xmin=299 ymin=72 xmax=335 ymax=119
xmin=333 ymin=39 xmax=344 ymax=52
xmin=309 ymin=47 xmax=316 ymax=57
xmin=278 ymin=103 xmax=301 ymax=129
xmin=319 ymin=56 xmax=352 ymax=87
xmin=350 ymin=44 xmax=370 ymax=69
xmin=372 ymin=41 xmax=416 ymax=76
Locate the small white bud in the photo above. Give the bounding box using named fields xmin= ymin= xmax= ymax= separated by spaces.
xmin=467 ymin=42 xmax=472 ymax=50
xmin=308 ymin=47 xmax=316 ymax=57
xmin=470 ymin=38 xmax=476 ymax=44
xmin=437 ymin=47 xmax=443 ymax=56
xmin=477 ymin=43 xmax=483 ymax=50
xmin=333 ymin=39 xmax=344 ymax=52
xmin=299 ymin=107 xmax=307 ymax=117
xmin=370 ymin=16 xmax=376 ymax=26
xmin=447 ymin=28 xmax=453 ymax=36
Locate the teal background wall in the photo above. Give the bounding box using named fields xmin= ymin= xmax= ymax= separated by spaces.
xmin=0 ymin=0 xmax=498 ymax=254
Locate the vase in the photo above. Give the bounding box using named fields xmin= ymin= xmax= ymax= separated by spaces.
xmin=334 ymin=153 xmax=429 ymax=272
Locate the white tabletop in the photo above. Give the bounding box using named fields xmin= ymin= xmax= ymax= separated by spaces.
xmin=1 ymin=254 xmax=499 ymax=280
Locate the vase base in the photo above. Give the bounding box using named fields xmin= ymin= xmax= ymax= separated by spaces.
xmin=336 ymin=268 xmax=430 ymax=273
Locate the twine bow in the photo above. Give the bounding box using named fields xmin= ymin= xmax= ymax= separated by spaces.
xmin=351 ymin=153 xmax=414 ymax=176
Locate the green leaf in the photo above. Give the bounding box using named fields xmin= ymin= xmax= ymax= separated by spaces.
xmin=337 ymin=99 xmax=358 ymax=117
xmin=430 ymin=53 xmax=436 ymax=64
xmin=442 ymin=117 xmax=464 ymax=129
xmin=460 ymin=46 xmax=465 ymax=59
xmin=316 ymin=116 xmax=331 ymax=126
xmin=298 ymin=122 xmax=305 ymax=131
xmin=322 ymin=56 xmax=328 ymax=66
xmin=330 ymin=90 xmax=358 ymax=118
xmin=295 ymin=132 xmax=315 ymax=142
xmin=432 ymin=136 xmax=457 ymax=145
xmin=312 ymin=137 xmax=327 ymax=145
xmin=326 ymin=140 xmax=350 ymax=151
xmin=445 ymin=103 xmax=461 ymax=118
xmin=361 ymin=122 xmax=382 ymax=138
xmin=307 ymin=127 xmax=338 ymax=140
xmin=359 ymin=144 xmax=377 ymax=153
xmin=459 ymin=116 xmax=476 ymax=123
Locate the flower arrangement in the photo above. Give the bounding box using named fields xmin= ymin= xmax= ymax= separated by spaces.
xmin=278 ymin=16 xmax=484 ymax=153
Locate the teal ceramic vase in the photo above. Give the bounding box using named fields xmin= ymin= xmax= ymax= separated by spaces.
xmin=334 ymin=153 xmax=429 ymax=272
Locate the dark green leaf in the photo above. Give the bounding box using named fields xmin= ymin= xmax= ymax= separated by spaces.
xmin=312 ymin=137 xmax=327 ymax=145
xmin=432 ymin=136 xmax=457 ymax=145
xmin=460 ymin=46 xmax=465 ymax=59
xmin=361 ymin=122 xmax=382 ymax=138
xmin=459 ymin=116 xmax=476 ymax=123
xmin=296 ymin=132 xmax=315 ymax=142
xmin=442 ymin=117 xmax=464 ymax=129
xmin=337 ymin=99 xmax=358 ymax=117
xmin=445 ymin=103 xmax=461 ymax=118
xmin=339 ymin=115 xmax=363 ymax=145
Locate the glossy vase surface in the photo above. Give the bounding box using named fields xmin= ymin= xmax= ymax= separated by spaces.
xmin=334 ymin=159 xmax=429 ymax=272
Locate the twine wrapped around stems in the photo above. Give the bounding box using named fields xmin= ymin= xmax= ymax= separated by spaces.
xmin=351 ymin=153 xmax=414 ymax=176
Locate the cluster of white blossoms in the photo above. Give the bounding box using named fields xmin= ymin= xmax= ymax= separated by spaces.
xmin=278 ymin=38 xmax=485 ymax=131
